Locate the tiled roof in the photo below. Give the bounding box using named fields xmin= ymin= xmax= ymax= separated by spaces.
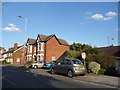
xmin=38 ymin=34 xmax=69 ymax=46
xmin=97 ymin=46 xmax=120 ymax=57
xmin=27 ymin=38 xmax=36 ymax=45
xmin=2 ymin=46 xmax=23 ymax=55
xmin=58 ymin=38 xmax=69 ymax=46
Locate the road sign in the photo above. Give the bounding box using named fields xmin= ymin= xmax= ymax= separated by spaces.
xmin=81 ymin=52 xmax=86 ymax=60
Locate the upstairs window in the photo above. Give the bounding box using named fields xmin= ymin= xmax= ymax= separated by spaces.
xmin=41 ymin=43 xmax=44 ymax=51
xmin=52 ymin=56 xmax=56 ymax=61
xmin=38 ymin=43 xmax=41 ymax=51
xmin=30 ymin=46 xmax=32 ymax=53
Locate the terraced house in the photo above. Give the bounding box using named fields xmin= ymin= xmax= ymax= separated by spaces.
xmin=26 ymin=34 xmax=69 ymax=63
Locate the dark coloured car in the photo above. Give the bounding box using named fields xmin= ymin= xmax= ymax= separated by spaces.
xmin=50 ymin=59 xmax=86 ymax=77
xmin=43 ymin=61 xmax=57 ymax=69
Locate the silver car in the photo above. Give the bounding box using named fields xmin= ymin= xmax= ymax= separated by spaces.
xmin=50 ymin=59 xmax=86 ymax=77
xmin=30 ymin=61 xmax=45 ymax=69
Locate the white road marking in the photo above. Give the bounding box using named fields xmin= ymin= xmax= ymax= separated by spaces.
xmin=3 ymin=77 xmax=16 ymax=87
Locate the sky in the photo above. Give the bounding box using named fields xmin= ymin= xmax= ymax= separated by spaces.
xmin=1 ymin=2 xmax=119 ymax=50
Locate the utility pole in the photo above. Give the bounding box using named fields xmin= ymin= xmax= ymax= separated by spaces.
xmin=18 ymin=16 xmax=27 ymax=67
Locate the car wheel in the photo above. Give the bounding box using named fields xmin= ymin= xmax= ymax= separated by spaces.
xmin=67 ymin=70 xmax=74 ymax=78
xmin=34 ymin=65 xmax=38 ymax=69
xmin=51 ymin=68 xmax=55 ymax=74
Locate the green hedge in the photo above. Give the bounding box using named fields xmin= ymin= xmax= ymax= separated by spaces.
xmin=86 ymin=54 xmax=116 ymax=75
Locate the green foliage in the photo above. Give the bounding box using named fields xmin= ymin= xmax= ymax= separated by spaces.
xmin=2 ymin=60 xmax=11 ymax=64
xmin=26 ymin=61 xmax=33 ymax=65
xmin=25 ymin=61 xmax=33 ymax=68
xmin=70 ymin=43 xmax=98 ymax=54
xmin=65 ymin=51 xmax=82 ymax=60
xmin=86 ymin=53 xmax=115 ymax=69
xmin=86 ymin=54 xmax=116 ymax=75
xmin=98 ymin=68 xmax=106 ymax=75
xmin=65 ymin=43 xmax=98 ymax=61
xmin=88 ymin=61 xmax=101 ymax=74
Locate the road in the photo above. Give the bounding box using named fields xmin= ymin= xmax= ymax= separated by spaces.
xmin=1 ymin=65 xmax=118 ymax=88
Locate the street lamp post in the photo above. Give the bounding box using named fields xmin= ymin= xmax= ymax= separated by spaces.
xmin=18 ymin=16 xmax=27 ymax=67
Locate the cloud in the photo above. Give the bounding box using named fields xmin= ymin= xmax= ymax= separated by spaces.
xmin=91 ymin=14 xmax=104 ymax=20
xmin=106 ymin=11 xmax=117 ymax=17
xmin=103 ymin=17 xmax=112 ymax=21
xmin=86 ymin=12 xmax=92 ymax=15
xmin=80 ymin=22 xmax=83 ymax=24
xmin=70 ymin=41 xmax=74 ymax=44
xmin=91 ymin=11 xmax=117 ymax=21
xmin=8 ymin=24 xmax=16 ymax=27
xmin=2 ymin=24 xmax=21 ymax=32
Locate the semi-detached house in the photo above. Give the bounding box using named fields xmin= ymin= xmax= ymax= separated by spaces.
xmin=26 ymin=34 xmax=69 ymax=63
xmin=2 ymin=43 xmax=26 ymax=64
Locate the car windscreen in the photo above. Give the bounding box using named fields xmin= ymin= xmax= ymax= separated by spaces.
xmin=72 ymin=60 xmax=83 ymax=65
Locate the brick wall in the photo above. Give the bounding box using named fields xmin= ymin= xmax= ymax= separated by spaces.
xmin=45 ymin=36 xmax=69 ymax=63
xmin=13 ymin=47 xmax=27 ymax=65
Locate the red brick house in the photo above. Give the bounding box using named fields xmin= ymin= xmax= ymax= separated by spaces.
xmin=2 ymin=43 xmax=26 ymax=65
xmin=26 ymin=34 xmax=69 ymax=63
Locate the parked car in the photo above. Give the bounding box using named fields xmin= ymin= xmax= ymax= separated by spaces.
xmin=50 ymin=59 xmax=86 ymax=77
xmin=43 ymin=61 xmax=57 ymax=69
xmin=29 ymin=61 xmax=45 ymax=69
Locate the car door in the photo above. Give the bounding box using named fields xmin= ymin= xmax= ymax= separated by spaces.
xmin=54 ymin=60 xmax=65 ymax=74
xmin=62 ymin=60 xmax=72 ymax=74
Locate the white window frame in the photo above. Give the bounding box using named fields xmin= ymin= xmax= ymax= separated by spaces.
xmin=38 ymin=43 xmax=40 ymax=51
xmin=17 ymin=58 xmax=20 ymax=62
xmin=30 ymin=45 xmax=32 ymax=53
xmin=41 ymin=42 xmax=44 ymax=51
xmin=52 ymin=56 xmax=56 ymax=61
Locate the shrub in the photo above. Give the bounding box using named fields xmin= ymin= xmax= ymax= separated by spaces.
xmin=2 ymin=60 xmax=11 ymax=64
xmin=86 ymin=54 xmax=115 ymax=70
xmin=98 ymin=68 xmax=106 ymax=75
xmin=88 ymin=61 xmax=101 ymax=74
xmin=25 ymin=61 xmax=33 ymax=68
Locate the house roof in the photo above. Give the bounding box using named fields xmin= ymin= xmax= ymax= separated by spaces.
xmin=27 ymin=38 xmax=36 ymax=45
xmin=97 ymin=46 xmax=120 ymax=57
xmin=2 ymin=46 xmax=23 ymax=55
xmin=38 ymin=34 xmax=69 ymax=46
xmin=0 ymin=47 xmax=5 ymax=51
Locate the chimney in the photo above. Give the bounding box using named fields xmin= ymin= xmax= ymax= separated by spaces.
xmin=14 ymin=42 xmax=18 ymax=49
xmin=9 ymin=47 xmax=13 ymax=50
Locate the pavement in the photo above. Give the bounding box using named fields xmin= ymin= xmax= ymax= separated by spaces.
xmin=74 ymin=74 xmax=119 ymax=88
xmin=2 ymin=65 xmax=120 ymax=88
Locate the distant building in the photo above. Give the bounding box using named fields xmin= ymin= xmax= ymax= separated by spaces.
xmin=2 ymin=43 xmax=26 ymax=64
xmin=97 ymin=46 xmax=120 ymax=72
xmin=0 ymin=47 xmax=6 ymax=61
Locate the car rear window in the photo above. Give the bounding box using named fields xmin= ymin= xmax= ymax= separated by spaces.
xmin=72 ymin=60 xmax=83 ymax=65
